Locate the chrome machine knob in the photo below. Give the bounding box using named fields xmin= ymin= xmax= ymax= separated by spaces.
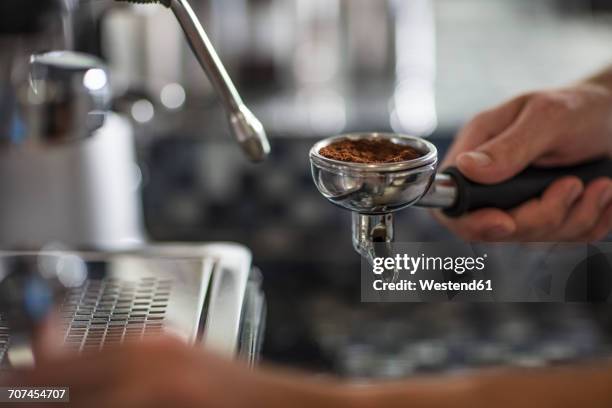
xmin=22 ymin=51 xmax=111 ymax=143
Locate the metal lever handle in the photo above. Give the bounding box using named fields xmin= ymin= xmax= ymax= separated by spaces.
xmin=169 ymin=0 xmax=270 ymax=162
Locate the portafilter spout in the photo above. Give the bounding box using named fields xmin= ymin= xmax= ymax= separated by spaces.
xmin=115 ymin=0 xmax=270 ymax=162
xmin=352 ymin=213 xmax=398 ymax=282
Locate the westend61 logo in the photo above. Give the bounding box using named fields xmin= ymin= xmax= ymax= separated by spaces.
xmin=372 ymin=253 xmax=488 ymax=275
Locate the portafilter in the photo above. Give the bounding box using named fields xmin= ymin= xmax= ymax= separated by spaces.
xmin=310 ymin=133 xmax=612 ymax=271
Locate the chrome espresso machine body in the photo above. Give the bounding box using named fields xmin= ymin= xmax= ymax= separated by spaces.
xmin=0 ymin=0 xmax=266 ymax=367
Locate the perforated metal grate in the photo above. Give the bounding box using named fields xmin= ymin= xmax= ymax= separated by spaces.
xmin=0 ymin=316 xmax=9 ymax=365
xmin=61 ymin=277 xmax=173 ymax=352
xmin=0 ymin=277 xmax=173 ymax=364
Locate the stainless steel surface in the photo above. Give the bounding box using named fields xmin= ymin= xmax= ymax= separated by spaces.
xmin=0 ymin=15 xmax=146 ymax=249
xmin=23 ymin=51 xmax=111 ymax=143
xmin=418 ymin=173 xmax=458 ymax=209
xmin=0 ymin=251 xmax=207 ymax=365
xmin=352 ymin=213 xmax=398 ymax=281
xmin=141 ymin=243 xmax=255 ymax=357
xmin=169 ymin=0 xmax=270 ymax=162
xmin=0 ymin=243 xmax=262 ymax=365
xmin=239 ymin=268 xmax=266 ymax=365
xmin=0 ymin=113 xmax=145 ymax=250
xmin=0 ymin=50 xmax=144 ymax=250
xmin=59 ymin=256 xmax=208 ymax=350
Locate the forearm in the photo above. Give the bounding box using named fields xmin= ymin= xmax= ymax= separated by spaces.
xmin=342 ymin=363 xmax=612 ymax=408
xmin=578 ymin=64 xmax=612 ymax=156
xmin=583 ymin=64 xmax=612 ymax=92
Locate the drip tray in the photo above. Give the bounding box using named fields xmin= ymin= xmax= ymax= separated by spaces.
xmin=63 ymin=274 xmax=185 ymax=352
xmin=0 ymin=243 xmax=264 ymax=365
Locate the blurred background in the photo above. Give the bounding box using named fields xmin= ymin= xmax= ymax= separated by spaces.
xmin=21 ymin=0 xmax=612 ymax=378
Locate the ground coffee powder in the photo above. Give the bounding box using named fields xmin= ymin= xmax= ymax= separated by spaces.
xmin=319 ymin=139 xmax=423 ymax=164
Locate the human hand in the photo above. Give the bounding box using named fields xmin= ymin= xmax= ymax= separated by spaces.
xmin=435 ymin=83 xmax=612 ymax=241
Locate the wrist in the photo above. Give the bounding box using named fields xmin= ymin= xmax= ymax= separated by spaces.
xmin=581 ymin=66 xmax=612 ymax=95
xmin=573 ymin=82 xmax=612 ymax=156
xmin=574 ymin=80 xmax=612 ymax=99
xmin=248 ymin=373 xmax=355 ymax=408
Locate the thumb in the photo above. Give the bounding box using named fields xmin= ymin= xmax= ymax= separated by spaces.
xmin=455 ymin=121 xmax=550 ymax=184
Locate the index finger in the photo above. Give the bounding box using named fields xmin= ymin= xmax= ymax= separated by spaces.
xmin=442 ymin=94 xmax=530 ymax=169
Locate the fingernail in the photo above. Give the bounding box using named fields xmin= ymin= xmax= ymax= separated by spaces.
xmin=483 ymin=225 xmax=513 ymax=240
xmin=458 ymin=151 xmax=493 ymax=168
xmin=600 ymin=187 xmax=612 ymax=209
xmin=566 ymin=183 xmax=583 ymax=206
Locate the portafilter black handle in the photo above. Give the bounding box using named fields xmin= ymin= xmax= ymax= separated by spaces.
xmin=443 ymin=158 xmax=612 ymax=217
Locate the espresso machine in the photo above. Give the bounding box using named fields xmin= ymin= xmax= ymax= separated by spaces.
xmin=0 ymin=0 xmax=267 ymax=367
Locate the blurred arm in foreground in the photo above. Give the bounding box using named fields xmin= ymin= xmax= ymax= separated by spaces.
xmin=4 ymin=337 xmax=612 ymax=408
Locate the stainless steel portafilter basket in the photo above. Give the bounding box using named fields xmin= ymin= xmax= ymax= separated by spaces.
xmin=310 ymin=134 xmax=439 ymax=214
xmin=310 ymin=133 xmax=439 ymax=273
xmin=310 ymin=133 xmax=612 ymax=272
